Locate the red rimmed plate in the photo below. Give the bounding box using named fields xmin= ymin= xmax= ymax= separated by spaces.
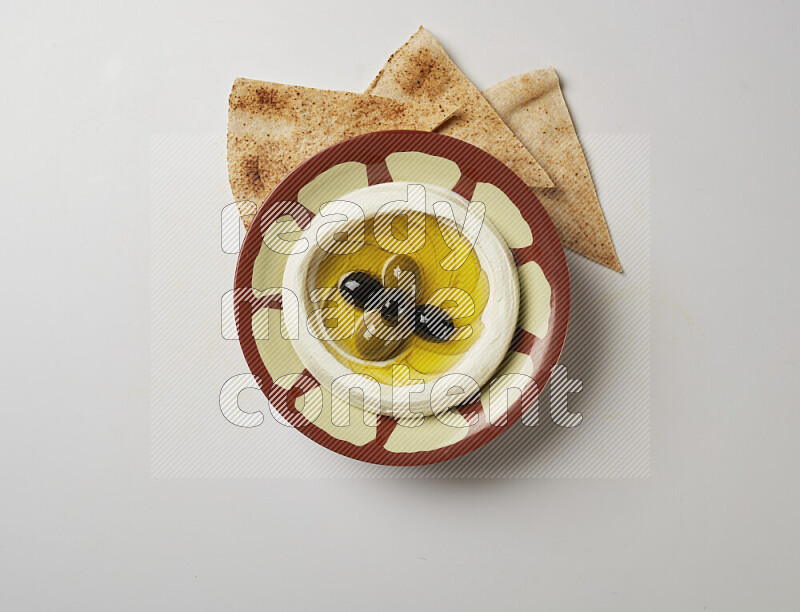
xmin=234 ymin=130 xmax=570 ymax=466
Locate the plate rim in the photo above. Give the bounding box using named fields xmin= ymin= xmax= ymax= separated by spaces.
xmin=234 ymin=129 xmax=571 ymax=466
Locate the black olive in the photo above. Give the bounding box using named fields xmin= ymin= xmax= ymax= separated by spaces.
xmin=412 ymin=304 xmax=455 ymax=343
xmin=379 ymin=288 xmax=415 ymax=323
xmin=338 ymin=272 xmax=383 ymax=310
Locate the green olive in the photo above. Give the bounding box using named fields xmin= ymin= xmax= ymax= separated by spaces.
xmin=382 ymin=254 xmax=421 ymax=299
xmin=354 ymin=317 xmax=407 ymax=362
xmin=354 ymin=308 xmax=411 ymax=361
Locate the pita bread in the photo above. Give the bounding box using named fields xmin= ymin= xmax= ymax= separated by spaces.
xmin=365 ymin=27 xmax=554 ymax=189
xmin=483 ymin=68 xmax=621 ymax=271
xmin=227 ymin=78 xmax=458 ymax=227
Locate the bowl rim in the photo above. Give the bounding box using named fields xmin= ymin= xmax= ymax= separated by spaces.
xmin=280 ymin=181 xmax=521 ymax=418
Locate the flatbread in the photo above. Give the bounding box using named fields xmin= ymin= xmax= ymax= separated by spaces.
xmin=227 ymin=78 xmax=459 ymax=227
xmin=365 ymin=27 xmax=554 ymax=189
xmin=483 ymin=68 xmax=622 ymax=271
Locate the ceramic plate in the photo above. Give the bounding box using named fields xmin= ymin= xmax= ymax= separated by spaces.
xmin=234 ymin=130 xmax=570 ymax=465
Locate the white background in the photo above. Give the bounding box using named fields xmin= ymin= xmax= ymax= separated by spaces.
xmin=1 ymin=1 xmax=798 ymax=610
